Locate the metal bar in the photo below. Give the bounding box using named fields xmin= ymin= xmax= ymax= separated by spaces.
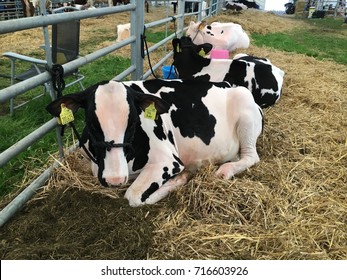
xmin=112 ymin=65 xmax=137 ymax=81
xmin=0 ymin=5 xmax=136 ymax=35
xmin=144 ymin=33 xmax=177 ymax=55
xmin=0 ymin=36 xmax=135 ymax=103
xmin=144 ymin=16 xmax=178 ymax=29
xmin=131 ymin=0 xmax=144 ymax=80
xmin=0 ymin=119 xmax=58 ymax=168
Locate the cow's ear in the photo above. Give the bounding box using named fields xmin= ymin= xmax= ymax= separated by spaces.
xmin=46 ymin=81 xmax=108 ymax=117
xmin=46 ymin=93 xmax=86 ymax=118
xmin=135 ymin=94 xmax=170 ymax=115
xmin=172 ymin=38 xmax=181 ymax=53
xmin=196 ymin=43 xmax=213 ymax=55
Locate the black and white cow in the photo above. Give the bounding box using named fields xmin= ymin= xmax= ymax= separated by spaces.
xmin=46 ymin=79 xmax=263 ymax=206
xmin=225 ymin=1 xmax=248 ymax=12
xmin=186 ymin=20 xmax=250 ymax=51
xmin=233 ymin=0 xmax=259 ymax=9
xmin=172 ymin=36 xmax=285 ymax=108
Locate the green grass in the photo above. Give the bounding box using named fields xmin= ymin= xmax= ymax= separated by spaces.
xmin=0 ymin=94 xmax=59 ymax=195
xmin=305 ymin=17 xmax=346 ymax=30
xmin=252 ymin=18 xmax=347 ymax=65
xmin=145 ymin=31 xmax=176 ymax=43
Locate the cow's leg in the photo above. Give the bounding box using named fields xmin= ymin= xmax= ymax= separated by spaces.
xmin=145 ymin=171 xmax=191 ymax=205
xmin=215 ymin=110 xmax=262 ymax=179
xmin=125 ymin=163 xmax=187 ymax=207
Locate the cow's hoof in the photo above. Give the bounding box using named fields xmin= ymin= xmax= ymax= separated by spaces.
xmin=215 ymin=162 xmax=236 ymax=179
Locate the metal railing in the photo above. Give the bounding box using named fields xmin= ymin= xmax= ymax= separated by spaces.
xmin=0 ymin=0 xmax=23 ymax=20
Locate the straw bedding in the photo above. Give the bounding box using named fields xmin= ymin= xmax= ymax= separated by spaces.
xmin=0 ymin=8 xmax=346 ymax=260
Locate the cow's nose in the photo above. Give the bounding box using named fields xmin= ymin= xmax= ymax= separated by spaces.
xmin=105 ymin=176 xmax=128 ymax=186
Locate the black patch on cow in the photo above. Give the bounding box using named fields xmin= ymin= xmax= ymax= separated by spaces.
xmin=153 ymin=117 xmax=166 ymax=141
xmin=161 ymin=158 xmax=183 ymax=185
xmin=126 ymin=83 xmax=144 ymax=94
xmin=162 ymin=166 xmax=170 ymax=183
xmin=224 ymin=59 xmax=248 ymax=88
xmin=235 ymin=56 xmax=279 ymax=97
xmin=168 ymin=130 xmax=175 ymax=145
xmin=130 ymin=123 xmax=150 ymax=172
xmin=141 ymin=182 xmax=159 ymax=202
xmin=172 ymin=37 xmax=212 ymax=80
xmin=172 ymin=161 xmax=181 ymax=175
xmin=253 ymin=63 xmax=278 ymax=91
xmin=169 ymin=99 xmax=216 ymax=145
xmin=252 ymin=62 xmax=279 ymax=107
xmin=235 ymin=0 xmax=259 ymax=9
xmin=173 ymin=153 xmax=184 ymax=167
xmin=225 ymin=57 xmax=280 ymax=108
xmin=239 ymin=54 xmax=267 ymax=63
xmin=123 ymin=91 xmax=141 ymax=159
xmin=83 ymin=97 xmax=111 ymax=187
xmin=144 ymin=80 xmax=217 ymax=145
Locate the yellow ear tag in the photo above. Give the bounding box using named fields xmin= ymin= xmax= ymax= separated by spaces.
xmin=176 ymin=44 xmax=181 ymax=53
xmin=198 ymin=48 xmax=206 ymax=57
xmin=59 ymin=103 xmax=74 ymax=125
xmin=144 ymin=102 xmax=157 ymax=120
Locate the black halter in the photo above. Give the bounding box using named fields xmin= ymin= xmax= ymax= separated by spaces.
xmin=69 ymin=122 xmax=134 ymax=165
xmin=93 ymin=140 xmax=133 ymax=152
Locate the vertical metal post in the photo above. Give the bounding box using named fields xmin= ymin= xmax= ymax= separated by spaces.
xmin=9 ymin=59 xmax=16 ymax=116
xmin=131 ymin=0 xmax=145 ymax=80
xmin=177 ymin=0 xmax=185 ymax=37
xmin=40 ymin=0 xmax=64 ymax=159
xmin=197 ymin=0 xmax=202 ymax=21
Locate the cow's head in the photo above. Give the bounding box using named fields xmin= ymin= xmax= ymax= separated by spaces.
xmin=46 ymin=81 xmax=170 ymax=187
xmin=186 ymin=21 xmax=207 ymax=45
xmin=172 ymin=36 xmax=212 ymax=79
xmin=187 ymin=21 xmax=250 ymax=51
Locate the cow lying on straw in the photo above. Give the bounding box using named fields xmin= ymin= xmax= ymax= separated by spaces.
xmin=172 ymin=36 xmax=285 ymax=108
xmin=186 ymin=20 xmax=250 ymax=52
xmin=46 ymin=79 xmax=263 ymax=206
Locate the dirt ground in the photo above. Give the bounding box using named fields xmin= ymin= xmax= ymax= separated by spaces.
xmin=1 ymin=7 xmax=346 ymax=260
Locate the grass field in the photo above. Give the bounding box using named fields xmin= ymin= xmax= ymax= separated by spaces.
xmin=252 ymin=18 xmax=347 ymax=65
xmin=0 ymin=12 xmax=346 ymax=195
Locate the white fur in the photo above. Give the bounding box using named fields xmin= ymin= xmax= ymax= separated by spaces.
xmin=186 ymin=21 xmax=250 ymax=51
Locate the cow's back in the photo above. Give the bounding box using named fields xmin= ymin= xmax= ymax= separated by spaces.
xmin=124 ymin=79 xmax=262 ymax=171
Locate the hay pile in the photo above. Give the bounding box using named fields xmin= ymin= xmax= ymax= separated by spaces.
xmin=150 ymin=44 xmax=347 ymax=259
xmin=215 ymin=9 xmax=308 ymax=34
xmin=0 ymin=8 xmax=346 ymax=260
